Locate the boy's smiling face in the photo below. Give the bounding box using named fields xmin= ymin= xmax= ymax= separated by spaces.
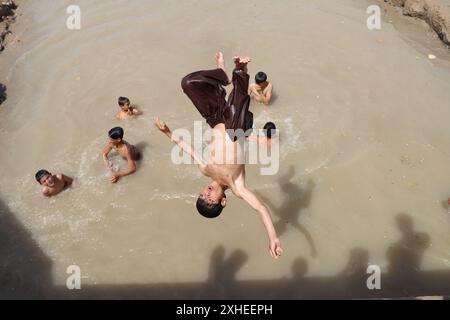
xmin=39 ymin=174 xmax=55 ymax=187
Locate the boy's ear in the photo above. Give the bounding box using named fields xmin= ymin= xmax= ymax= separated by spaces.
xmin=221 ymin=197 xmax=227 ymax=207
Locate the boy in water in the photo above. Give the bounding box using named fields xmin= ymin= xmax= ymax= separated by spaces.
xmin=35 ymin=169 xmax=73 ymax=197
xmin=102 ymin=127 xmax=141 ymax=183
xmin=115 ymin=97 xmax=142 ymax=120
xmin=249 ymin=72 xmax=273 ymax=105
xmin=248 ymin=122 xmax=278 ymax=147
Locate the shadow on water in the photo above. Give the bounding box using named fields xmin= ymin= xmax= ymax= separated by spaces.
xmin=1 ymin=193 xmax=450 ymax=299
xmin=134 ymin=141 xmax=149 ymax=169
xmin=384 ymin=213 xmax=432 ymax=297
xmin=0 ymin=83 xmax=6 ymax=105
xmin=135 ymin=141 xmax=149 ymax=155
xmin=0 ymin=198 xmax=53 ymax=299
xmin=256 ymin=166 xmax=317 ymax=258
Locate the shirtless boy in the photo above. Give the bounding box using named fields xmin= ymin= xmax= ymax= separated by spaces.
xmin=154 ymin=53 xmax=282 ymax=259
xmin=249 ymin=72 xmax=273 ymax=105
xmin=102 ymin=127 xmax=141 ymax=183
xmin=35 ymin=169 xmax=73 ymax=197
xmin=116 ymin=97 xmax=142 ymax=120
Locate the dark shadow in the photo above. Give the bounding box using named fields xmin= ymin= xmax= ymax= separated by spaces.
xmin=0 ymin=83 xmax=6 ymax=105
xmin=384 ymin=213 xmax=431 ymax=297
xmin=207 ymin=246 xmax=247 ymax=283
xmin=336 ymin=248 xmax=371 ymax=297
xmin=257 ymin=166 xmax=317 ymax=257
xmin=202 ymin=246 xmax=249 ymax=299
xmin=134 ymin=141 xmax=149 ymax=155
xmin=273 ymin=256 xmax=309 ymax=300
xmin=0 ymin=197 xmax=53 ymax=299
xmin=134 ymin=141 xmax=149 ymax=170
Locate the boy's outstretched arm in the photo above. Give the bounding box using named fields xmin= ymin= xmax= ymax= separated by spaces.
xmin=61 ymin=174 xmax=73 ymax=187
xmin=232 ymin=183 xmax=282 ymax=259
xmin=153 ymin=117 xmax=205 ymax=168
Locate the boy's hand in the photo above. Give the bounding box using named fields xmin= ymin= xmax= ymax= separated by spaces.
xmin=153 ymin=117 xmax=171 ymax=135
xmin=111 ymin=174 xmax=120 ymax=183
xmin=105 ymin=159 xmax=113 ymax=169
xmin=269 ymin=238 xmax=283 ymax=259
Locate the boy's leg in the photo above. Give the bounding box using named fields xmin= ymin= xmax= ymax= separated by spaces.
xmin=223 ymin=56 xmax=253 ymax=134
xmin=181 ymin=53 xmax=230 ymax=128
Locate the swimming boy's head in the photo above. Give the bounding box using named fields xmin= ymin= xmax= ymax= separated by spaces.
xmin=108 ymin=127 xmax=124 ymax=145
xmin=118 ymin=97 xmax=131 ymax=111
xmin=255 ymin=72 xmax=268 ymax=85
xmin=196 ymin=181 xmax=227 ymax=218
xmin=35 ymin=169 xmax=54 ymax=187
xmin=263 ymin=122 xmax=277 ymax=139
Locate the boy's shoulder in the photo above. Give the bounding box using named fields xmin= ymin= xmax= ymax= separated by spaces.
xmin=116 ymin=111 xmax=127 ymax=119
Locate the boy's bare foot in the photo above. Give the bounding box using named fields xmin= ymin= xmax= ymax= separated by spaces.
xmin=233 ymin=55 xmax=251 ymax=72
xmin=216 ymin=52 xmax=226 ymax=71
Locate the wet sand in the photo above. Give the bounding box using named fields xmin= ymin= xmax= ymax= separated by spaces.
xmin=385 ymin=0 xmax=450 ymax=46
xmin=1 ymin=0 xmax=450 ymax=299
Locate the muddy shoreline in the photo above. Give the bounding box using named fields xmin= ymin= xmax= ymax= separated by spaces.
xmin=385 ymin=0 xmax=450 ymax=47
xmin=0 ymin=0 xmax=17 ymax=52
xmin=0 ymin=0 xmax=18 ymax=105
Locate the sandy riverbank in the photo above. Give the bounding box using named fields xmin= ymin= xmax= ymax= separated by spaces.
xmin=386 ymin=0 xmax=450 ymax=47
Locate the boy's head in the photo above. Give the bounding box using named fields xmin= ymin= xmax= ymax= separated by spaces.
xmin=118 ymin=97 xmax=131 ymax=111
xmin=255 ymin=72 xmax=268 ymax=85
xmin=196 ymin=181 xmax=227 ymax=219
xmin=35 ymin=169 xmax=54 ymax=186
xmin=108 ymin=127 xmax=124 ymax=145
xmin=263 ymin=122 xmax=277 ymax=139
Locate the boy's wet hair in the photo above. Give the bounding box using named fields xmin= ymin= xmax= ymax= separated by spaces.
xmin=263 ymin=122 xmax=276 ymax=139
xmin=255 ymin=72 xmax=268 ymax=84
xmin=118 ymin=97 xmax=130 ymax=107
xmin=35 ymin=169 xmax=51 ymax=183
xmin=196 ymin=197 xmax=224 ymax=219
xmin=109 ymin=127 xmax=124 ymax=140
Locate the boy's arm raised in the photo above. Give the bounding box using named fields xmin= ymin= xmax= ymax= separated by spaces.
xmin=153 ymin=117 xmax=205 ymax=168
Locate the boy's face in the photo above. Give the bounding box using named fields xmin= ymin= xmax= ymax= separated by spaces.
xmin=199 ymin=183 xmax=225 ymax=206
xmin=256 ymin=81 xmax=268 ymax=87
xmin=120 ymin=103 xmax=131 ymax=112
xmin=40 ymin=174 xmax=55 ymax=187
xmin=109 ymin=137 xmax=122 ymax=146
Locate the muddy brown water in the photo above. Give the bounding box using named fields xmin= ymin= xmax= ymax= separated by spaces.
xmin=0 ymin=0 xmax=449 ymax=298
